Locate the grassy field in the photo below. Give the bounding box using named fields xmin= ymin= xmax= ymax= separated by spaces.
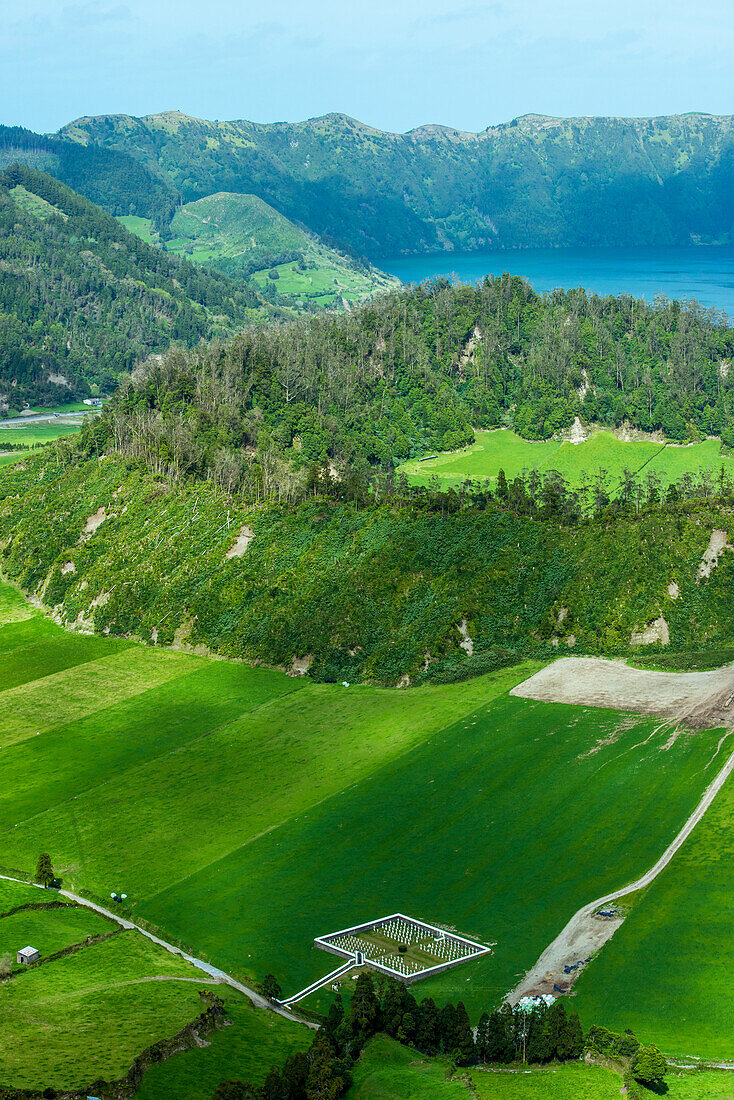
xmin=399 ymin=429 xmax=734 ymax=492
xmin=571 ymin=769 xmax=734 ymax=1061
xmin=185 ymin=690 xmax=719 ymax=1019
xmin=135 ymin=987 xmax=306 ymax=1100
xmin=0 ymin=897 xmax=112 ymax=959
xmin=348 ymin=1036 xmax=620 ymax=1099
xmin=0 ymin=581 xmax=35 ymax=625
xmin=347 ymin=1037 xmax=734 ymax=1100
xmin=0 ymin=877 xmax=220 ymax=1090
xmin=0 ymin=576 xmax=731 ymax=1062
xmin=0 ymin=422 xmax=83 ymax=447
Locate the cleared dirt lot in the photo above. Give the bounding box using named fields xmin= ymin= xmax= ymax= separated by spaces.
xmin=510 ymin=657 xmax=734 ymax=729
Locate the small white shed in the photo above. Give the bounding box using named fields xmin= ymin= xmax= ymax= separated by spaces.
xmin=17 ymin=946 xmax=39 ymax=966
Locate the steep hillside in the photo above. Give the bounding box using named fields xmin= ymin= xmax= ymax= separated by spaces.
xmin=120 ymin=191 xmax=398 ymax=308
xmin=0 ymin=123 xmax=177 ymax=229
xmin=59 ymin=110 xmax=734 ymax=258
xmin=0 ymin=164 xmax=262 ymax=406
xmin=1 ymin=448 xmax=732 ymax=684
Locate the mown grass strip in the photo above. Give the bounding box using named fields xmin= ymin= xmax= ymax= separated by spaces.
xmin=0 ymin=644 xmax=202 ymax=747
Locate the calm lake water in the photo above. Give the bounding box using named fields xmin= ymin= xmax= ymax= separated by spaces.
xmin=382 ymin=246 xmax=734 ymax=318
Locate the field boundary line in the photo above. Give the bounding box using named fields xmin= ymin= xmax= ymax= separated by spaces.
xmin=508 ymin=744 xmax=734 ymax=1004
xmin=140 ymin=678 xmax=533 ymax=905
xmin=2 ymin=677 xmax=305 ymax=836
xmin=0 ymin=873 xmax=317 ymax=1030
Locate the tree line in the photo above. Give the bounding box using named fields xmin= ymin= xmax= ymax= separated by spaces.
xmin=211 ymin=973 xmax=585 ymax=1100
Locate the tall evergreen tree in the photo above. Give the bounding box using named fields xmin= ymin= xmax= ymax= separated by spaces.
xmin=415 ymin=998 xmax=441 ymax=1055
xmin=345 ymin=973 xmax=380 ymax=1046
xmin=305 ymin=1035 xmax=348 ymax=1100
xmin=559 ymin=1012 xmax=584 ymax=1061
xmin=35 ymin=852 xmax=56 ymax=888
xmin=452 ymin=1001 xmax=476 ymax=1065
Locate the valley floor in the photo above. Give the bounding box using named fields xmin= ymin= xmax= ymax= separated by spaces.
xmin=3 ymin=569 xmax=734 ymax=1094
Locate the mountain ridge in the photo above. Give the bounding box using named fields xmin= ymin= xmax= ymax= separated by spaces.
xmin=59 ymin=108 xmax=734 ymax=140
xmin=57 ymin=109 xmax=734 ymax=258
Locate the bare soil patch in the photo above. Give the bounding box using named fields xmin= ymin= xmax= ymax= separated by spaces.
xmin=81 ymin=507 xmax=107 ymax=539
xmin=697 ymin=529 xmax=732 ymax=581
xmin=511 ymin=657 xmax=734 ymax=729
xmin=225 ymin=525 xmax=254 ymax=559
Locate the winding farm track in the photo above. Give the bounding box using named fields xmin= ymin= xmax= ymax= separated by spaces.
xmin=0 ymin=875 xmax=317 ymax=1030
xmin=509 ymin=659 xmax=734 ymax=1002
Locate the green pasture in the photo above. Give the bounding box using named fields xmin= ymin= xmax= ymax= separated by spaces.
xmin=0 ymin=582 xmax=35 ymax=625
xmin=399 ymin=429 xmax=734 ymax=493
xmin=142 ymin=693 xmax=720 ymax=1019
xmin=0 ymin=928 xmax=208 ymax=1089
xmin=0 ymin=898 xmax=111 ymax=960
xmin=347 ymin=1037 xmax=734 ymax=1100
xmin=250 ymin=259 xmax=387 ymax=306
xmin=135 ymin=988 xmax=305 ymax=1100
xmin=0 ymin=422 xmax=83 ymax=447
xmin=0 ymin=878 xmax=48 ymax=911
xmin=0 ymin=634 xmax=536 ymax=897
xmin=26 ymin=402 xmax=92 ymax=414
xmin=0 ymin=576 xmax=731 ymax=1061
xmin=0 ymin=877 xmax=214 ymax=1091
xmin=118 ymin=215 xmax=158 ymax=245
xmin=572 ymin=768 xmax=734 ymax=1061
xmin=347 ymin=1036 xmax=620 ymax=1099
xmin=632 ymin=645 xmax=734 ymax=671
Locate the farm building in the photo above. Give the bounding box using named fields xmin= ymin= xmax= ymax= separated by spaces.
xmin=17 ymin=946 xmax=39 ymax=965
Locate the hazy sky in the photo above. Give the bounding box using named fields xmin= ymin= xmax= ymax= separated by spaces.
xmin=4 ymin=0 xmax=733 ymax=134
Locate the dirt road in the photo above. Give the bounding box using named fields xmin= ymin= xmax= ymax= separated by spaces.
xmin=508 ymin=731 xmax=734 ymax=1002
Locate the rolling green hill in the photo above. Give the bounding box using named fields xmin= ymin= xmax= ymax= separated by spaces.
xmin=0 ymin=164 xmax=262 ymax=406
xmin=120 ymin=191 xmax=399 ymax=309
xmin=0 ymin=875 xmax=228 ymax=1092
xmin=59 ymin=110 xmax=734 ymax=258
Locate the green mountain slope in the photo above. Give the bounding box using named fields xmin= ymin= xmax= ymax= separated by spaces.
xmin=120 ymin=191 xmax=399 ymax=309
xmin=60 ymin=110 xmax=734 ymax=258
xmin=0 ymin=123 xmax=177 ymax=229
xmin=0 ymin=164 xmax=263 ymax=406
xmin=1 ymin=449 xmax=733 ymax=683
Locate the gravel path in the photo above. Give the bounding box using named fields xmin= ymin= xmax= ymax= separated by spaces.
xmin=508 ymin=737 xmax=734 ymax=1002
xmin=0 ymin=875 xmax=317 ymax=1030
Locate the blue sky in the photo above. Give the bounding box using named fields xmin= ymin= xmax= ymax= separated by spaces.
xmin=4 ymin=0 xmax=733 ymax=134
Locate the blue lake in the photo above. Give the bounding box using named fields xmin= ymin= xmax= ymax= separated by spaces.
xmin=382 ymin=246 xmax=734 ymax=318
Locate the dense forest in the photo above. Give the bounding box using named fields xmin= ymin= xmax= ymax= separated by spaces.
xmin=0 ymin=165 xmax=263 ymax=405
xmin=85 ymin=275 xmax=734 ymax=499
xmin=59 ymin=110 xmax=734 ymax=257
xmin=0 ymin=123 xmax=178 ymax=229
